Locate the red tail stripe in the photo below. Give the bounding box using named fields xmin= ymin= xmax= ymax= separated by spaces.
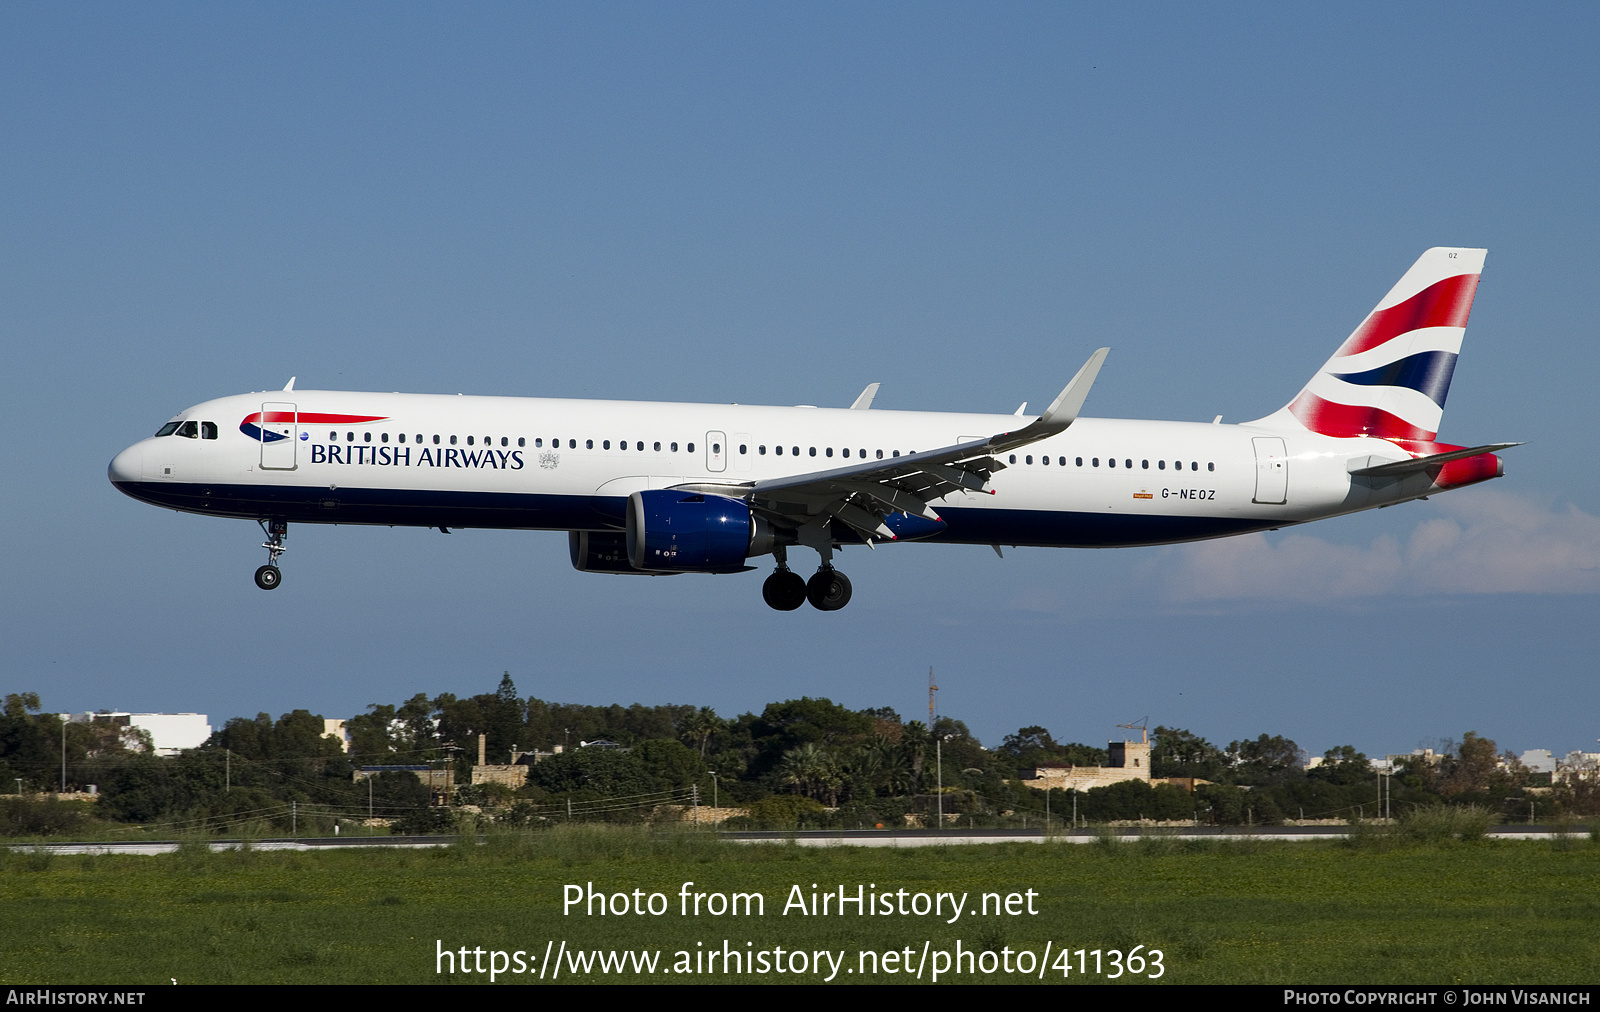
xmin=1335 ymin=273 xmax=1479 ymax=358
xmin=1288 ymin=391 xmax=1436 ymax=441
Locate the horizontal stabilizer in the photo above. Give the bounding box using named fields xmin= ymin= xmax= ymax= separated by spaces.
xmin=1349 ymin=442 xmax=1522 ymax=477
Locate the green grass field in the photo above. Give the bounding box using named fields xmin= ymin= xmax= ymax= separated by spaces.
xmin=2 ymin=828 xmax=1597 ymax=985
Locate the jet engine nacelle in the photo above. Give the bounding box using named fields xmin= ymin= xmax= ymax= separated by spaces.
xmin=569 ymin=531 xmax=675 ymax=575
xmin=626 ymin=490 xmax=770 ymax=573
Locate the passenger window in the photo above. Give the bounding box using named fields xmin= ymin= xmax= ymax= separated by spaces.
xmin=381 ymin=432 xmax=388 ymax=443
xmin=365 ymin=432 xmax=372 ymax=443
xmin=840 ymin=448 xmax=848 ymax=458
xmin=468 ymin=436 xmax=475 ymax=446
xmin=1075 ymin=457 xmax=1082 ymax=466
xmin=398 ymin=433 xmax=406 ymax=443
xmin=791 ymin=446 xmax=799 ymax=456
xmin=688 ymin=442 xmax=696 ymax=452
xmin=876 ymin=450 xmax=883 ymax=459
xmin=587 ymin=440 xmax=594 ymax=449
xmin=534 ymin=438 xmax=541 ymax=447
xmin=1009 ymin=454 xmax=1016 ymax=464
xmin=200 ymin=422 xmax=218 ymax=439
xmin=825 ymin=447 xmax=833 ymax=457
xmin=347 ymin=432 xmax=355 ymax=442
xmin=1125 ymin=459 xmax=1132 ymax=469
xmin=450 ymin=435 xmax=458 ymax=445
xmin=604 ymin=440 xmax=611 ymax=449
xmin=1208 ymin=462 xmax=1215 ymax=471
xmin=1025 ymin=455 xmax=1033 ymax=464
xmin=1092 ymin=458 xmax=1099 ymax=467
xmin=1159 ymin=460 xmax=1166 ymax=470
xmin=1140 ymin=459 xmax=1147 ymax=469
xmin=758 ymin=445 xmax=766 ymax=455
xmin=1108 ymin=458 xmax=1116 ymax=468
xmin=775 ymin=445 xmax=783 ymax=455
xmin=1191 ymin=461 xmax=1198 ymax=471
xmin=671 ymin=442 xmax=678 ymax=452
xmin=654 ymin=441 xmax=661 ymax=451
xmin=569 ymin=439 xmax=576 ymax=449
xmin=740 ymin=444 xmax=748 ymax=454
xmin=1041 ymin=455 xmax=1049 ymax=465
xmin=810 ymin=447 xmax=817 ymax=457
xmin=892 ymin=450 xmax=900 ymax=457
xmin=1058 ymin=457 xmax=1065 ymax=466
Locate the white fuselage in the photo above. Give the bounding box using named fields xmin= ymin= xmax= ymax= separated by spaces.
xmin=108 ymin=389 xmax=1456 ymax=549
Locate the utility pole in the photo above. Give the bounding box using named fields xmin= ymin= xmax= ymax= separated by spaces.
xmin=61 ymin=716 xmax=67 ymax=794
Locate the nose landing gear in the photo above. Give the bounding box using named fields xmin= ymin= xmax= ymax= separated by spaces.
xmin=255 ymin=519 xmax=287 ymax=590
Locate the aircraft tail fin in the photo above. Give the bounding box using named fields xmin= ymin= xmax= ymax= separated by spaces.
xmin=1251 ymin=247 xmax=1486 ymax=441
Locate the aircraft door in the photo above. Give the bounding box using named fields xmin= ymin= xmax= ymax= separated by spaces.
xmin=260 ymin=401 xmax=298 ymax=470
xmin=705 ymin=431 xmax=727 ymax=473
xmin=1252 ymin=436 xmax=1287 ymax=504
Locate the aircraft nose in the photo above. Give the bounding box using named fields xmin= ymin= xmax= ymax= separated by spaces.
xmin=108 ymin=444 xmax=143 ymax=484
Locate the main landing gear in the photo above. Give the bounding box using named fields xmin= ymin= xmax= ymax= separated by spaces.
xmin=762 ymin=546 xmax=853 ymax=612
xmin=255 ymin=519 xmax=287 ymax=590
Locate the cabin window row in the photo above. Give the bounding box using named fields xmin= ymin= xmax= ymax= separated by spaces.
xmin=317 ymin=431 xmax=921 ymax=459
xmin=756 ymin=446 xmax=905 ymax=459
xmin=1006 ymin=453 xmax=1215 ymax=472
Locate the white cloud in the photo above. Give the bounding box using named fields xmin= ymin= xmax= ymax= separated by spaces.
xmin=1153 ymin=490 xmax=1600 ymax=603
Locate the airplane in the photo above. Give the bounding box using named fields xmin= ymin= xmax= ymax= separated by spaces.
xmin=109 ymin=247 xmax=1517 ymax=612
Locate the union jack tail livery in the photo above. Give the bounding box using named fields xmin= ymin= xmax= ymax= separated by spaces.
xmin=1256 ymin=247 xmax=1486 ymax=441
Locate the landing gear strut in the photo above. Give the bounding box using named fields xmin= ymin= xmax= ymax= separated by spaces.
xmin=762 ymin=534 xmax=853 ymax=612
xmin=255 ymin=519 xmax=287 ymax=590
xmin=762 ymin=545 xmax=806 ymax=610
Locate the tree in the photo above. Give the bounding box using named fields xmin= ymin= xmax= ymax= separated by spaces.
xmin=1310 ymin=745 xmax=1373 ymax=787
xmin=1226 ymin=734 xmax=1304 ymax=784
xmin=1151 ymin=726 xmax=1226 ymax=780
xmin=1441 ymin=732 xmax=1503 ymax=797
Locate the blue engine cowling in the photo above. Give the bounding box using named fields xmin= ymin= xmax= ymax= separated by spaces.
xmin=626 ymin=490 xmax=762 ymax=573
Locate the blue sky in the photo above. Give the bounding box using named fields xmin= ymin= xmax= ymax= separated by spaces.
xmin=3 ymin=4 xmax=1596 ymax=760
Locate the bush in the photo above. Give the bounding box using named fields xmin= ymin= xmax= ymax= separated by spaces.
xmin=0 ymin=798 xmax=93 ymax=837
xmin=1398 ymin=804 xmax=1497 ymax=843
xmin=722 ymin=795 xmax=825 ymax=829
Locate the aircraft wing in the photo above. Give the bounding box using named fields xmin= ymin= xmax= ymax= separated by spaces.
xmin=720 ymin=349 xmax=1108 ymax=542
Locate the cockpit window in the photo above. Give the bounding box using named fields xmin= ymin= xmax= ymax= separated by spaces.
xmin=175 ymin=421 xmax=199 ymax=438
xmin=200 ymin=422 xmax=218 ymax=440
xmin=155 ymin=422 xmax=181 ymax=437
